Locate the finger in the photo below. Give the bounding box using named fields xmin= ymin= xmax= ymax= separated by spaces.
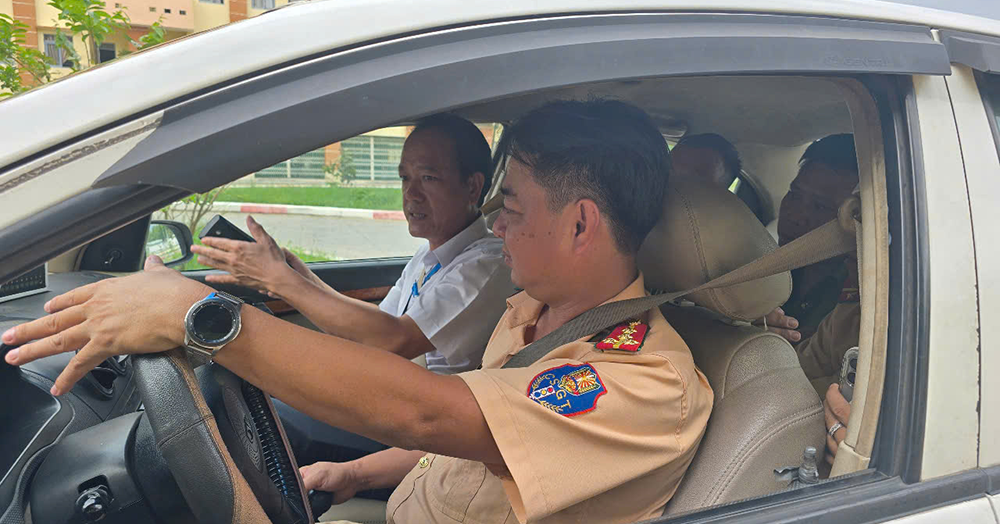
xmin=825 ymin=452 xmax=836 ymax=466
xmin=197 ymin=255 xmax=230 ymax=270
xmin=826 ymin=433 xmax=839 ymax=455
xmin=199 ymin=236 xmax=246 ymax=253
xmin=2 ymin=306 xmax=88 ymax=348
xmin=825 ymin=384 xmax=852 ymax=423
xmin=767 ymin=327 xmax=801 ymax=342
xmin=51 ymin=342 xmax=111 ymax=395
xmin=43 ymin=281 xmax=101 ymax=314
xmin=192 ymin=244 xmax=237 ymax=264
xmin=204 ymin=274 xmax=240 ymax=285
xmin=824 ymin=400 xmax=839 ymax=429
xmin=144 ymin=254 xmax=165 ymax=271
xmin=246 ymin=216 xmax=274 ymax=245
xmin=5 ymin=321 xmax=90 ymax=366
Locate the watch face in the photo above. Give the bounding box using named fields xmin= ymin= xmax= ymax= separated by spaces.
xmin=193 ymin=302 xmax=237 ymax=344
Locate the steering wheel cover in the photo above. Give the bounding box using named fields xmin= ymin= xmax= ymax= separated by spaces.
xmin=133 ymin=349 xmax=272 ymax=524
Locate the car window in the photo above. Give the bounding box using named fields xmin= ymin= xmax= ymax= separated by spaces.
xmin=158 ymin=124 xmax=502 ymax=270
xmin=978 ymin=73 xmax=1000 ymax=154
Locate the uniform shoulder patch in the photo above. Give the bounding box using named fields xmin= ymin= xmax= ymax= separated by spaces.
xmin=595 ymin=319 xmax=648 ymax=352
xmin=527 ymin=363 xmax=606 ymax=417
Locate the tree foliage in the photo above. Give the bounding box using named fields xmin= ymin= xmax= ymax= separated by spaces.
xmin=0 ymin=14 xmax=52 ymax=97
xmin=159 ymin=186 xmax=230 ymax=234
xmin=48 ymin=0 xmax=131 ymax=70
xmin=323 ymin=149 xmax=358 ymax=187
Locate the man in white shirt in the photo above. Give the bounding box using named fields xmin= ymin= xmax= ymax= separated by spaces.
xmin=190 ymin=113 xmax=514 ymax=466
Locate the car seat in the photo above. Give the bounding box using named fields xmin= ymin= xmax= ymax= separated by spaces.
xmin=637 ymin=177 xmax=826 ymax=515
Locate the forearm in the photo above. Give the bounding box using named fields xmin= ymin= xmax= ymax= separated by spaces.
xmin=270 ymin=275 xmax=430 ymax=358
xmin=353 ymin=448 xmax=426 ymax=491
xmin=213 ymin=306 xmax=500 ymax=464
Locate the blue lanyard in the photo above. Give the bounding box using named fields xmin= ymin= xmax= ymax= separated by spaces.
xmin=411 ymin=263 xmax=442 ymax=297
xmin=403 ymin=262 xmax=441 ymax=314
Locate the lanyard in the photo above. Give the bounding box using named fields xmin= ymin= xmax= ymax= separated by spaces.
xmin=403 ymin=262 xmax=441 ymax=313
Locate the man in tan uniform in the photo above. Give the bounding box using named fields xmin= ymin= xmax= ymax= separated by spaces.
xmin=4 ymin=99 xmax=713 ymax=523
xmin=796 ymin=267 xmax=861 ymax=397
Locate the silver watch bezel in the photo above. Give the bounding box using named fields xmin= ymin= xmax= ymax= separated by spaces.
xmin=184 ymin=292 xmax=243 ymax=358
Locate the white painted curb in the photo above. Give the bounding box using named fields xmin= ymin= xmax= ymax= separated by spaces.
xmin=191 ymin=201 xmax=406 ymax=221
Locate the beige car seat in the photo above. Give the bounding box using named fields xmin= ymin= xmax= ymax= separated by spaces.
xmin=638 ymin=177 xmax=825 ymax=515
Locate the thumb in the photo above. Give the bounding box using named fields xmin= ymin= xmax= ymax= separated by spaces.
xmin=144 ymin=254 xmax=166 ymax=271
xmin=246 ymin=215 xmax=274 ymax=245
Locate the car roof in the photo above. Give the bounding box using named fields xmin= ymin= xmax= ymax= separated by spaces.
xmin=0 ymin=0 xmax=998 ymax=171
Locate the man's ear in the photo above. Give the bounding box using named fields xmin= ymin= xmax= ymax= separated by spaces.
xmin=571 ymin=199 xmax=602 ymax=254
xmin=467 ymin=172 xmax=486 ymax=206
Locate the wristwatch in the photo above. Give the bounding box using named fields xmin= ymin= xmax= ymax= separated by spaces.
xmin=183 ymin=291 xmax=244 ymax=359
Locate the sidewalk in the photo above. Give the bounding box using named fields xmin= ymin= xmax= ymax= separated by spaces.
xmin=210 ymin=201 xmax=405 ymax=221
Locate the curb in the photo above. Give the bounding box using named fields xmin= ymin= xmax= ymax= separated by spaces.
xmin=206 ymin=202 xmax=406 ymax=221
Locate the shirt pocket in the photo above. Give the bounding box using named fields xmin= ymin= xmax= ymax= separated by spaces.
xmin=387 ymin=454 xmax=437 ymax=523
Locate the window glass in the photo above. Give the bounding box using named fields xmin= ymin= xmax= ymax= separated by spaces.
xmin=251 ymin=0 xmax=275 ymax=9
xmin=98 ymin=43 xmax=116 ymax=64
xmin=42 ymin=34 xmax=74 ymax=68
xmin=163 ymin=124 xmax=500 ymax=270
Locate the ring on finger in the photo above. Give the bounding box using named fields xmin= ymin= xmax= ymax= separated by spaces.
xmin=828 ymin=421 xmax=845 ymax=439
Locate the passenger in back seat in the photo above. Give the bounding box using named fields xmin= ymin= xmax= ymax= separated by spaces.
xmin=671 ymin=133 xmax=742 ymax=190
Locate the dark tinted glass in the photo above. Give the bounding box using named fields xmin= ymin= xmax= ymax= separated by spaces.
xmin=195 ymin=304 xmax=234 ymax=342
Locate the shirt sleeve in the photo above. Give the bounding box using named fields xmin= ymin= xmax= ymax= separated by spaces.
xmin=458 ymin=354 xmax=709 ymax=522
xmin=405 ymin=249 xmax=513 ymax=371
xmin=378 ymin=272 xmax=406 ymax=315
xmin=797 ymin=302 xmax=862 ymax=394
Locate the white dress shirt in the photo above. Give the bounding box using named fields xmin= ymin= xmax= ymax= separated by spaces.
xmin=379 ymin=215 xmax=514 ymax=374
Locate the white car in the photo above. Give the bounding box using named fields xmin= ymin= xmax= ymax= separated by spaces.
xmin=1 ymin=1 xmax=999 ymax=523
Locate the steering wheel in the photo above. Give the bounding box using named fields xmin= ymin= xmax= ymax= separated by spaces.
xmin=132 ymin=349 xmax=313 ymax=524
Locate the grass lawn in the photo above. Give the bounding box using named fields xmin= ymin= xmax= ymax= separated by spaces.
xmin=220 ymin=186 xmax=402 ymax=211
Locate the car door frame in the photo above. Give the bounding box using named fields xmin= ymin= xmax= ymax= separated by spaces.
xmin=1 ymin=10 xmax=995 ymax=523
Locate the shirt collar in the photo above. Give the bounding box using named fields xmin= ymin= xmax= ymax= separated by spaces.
xmin=420 ymin=214 xmax=489 ymax=268
xmin=505 ymin=273 xmax=648 ymax=328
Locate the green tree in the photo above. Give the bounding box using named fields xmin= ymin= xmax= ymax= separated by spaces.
xmin=323 ymin=148 xmax=358 ymax=187
xmin=159 ymin=186 xmax=230 ymax=235
xmin=0 ymin=14 xmax=52 ymax=97
xmin=47 ymin=0 xmax=131 ymax=71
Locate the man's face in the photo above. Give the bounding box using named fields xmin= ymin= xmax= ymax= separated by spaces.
xmin=777 ymin=161 xmax=857 ymax=246
xmin=399 ymin=128 xmax=479 ymax=248
xmin=492 ymin=159 xmax=573 ymax=297
xmin=670 ymin=145 xmax=732 ymax=189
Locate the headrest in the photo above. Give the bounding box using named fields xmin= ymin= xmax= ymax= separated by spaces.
xmin=637 ymin=177 xmax=792 ymax=322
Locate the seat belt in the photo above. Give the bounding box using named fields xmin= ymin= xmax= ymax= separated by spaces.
xmin=502 ymin=201 xmax=860 ymax=369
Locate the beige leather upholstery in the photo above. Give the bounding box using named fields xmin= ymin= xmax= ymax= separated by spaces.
xmin=638 ymin=177 xmax=791 ymax=322
xmin=638 ymin=177 xmax=825 ymax=515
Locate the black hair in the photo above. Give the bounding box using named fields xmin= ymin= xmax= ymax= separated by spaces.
xmin=799 ymin=133 xmax=859 ymax=174
xmin=504 ymin=99 xmax=670 ymax=254
xmin=412 ymin=114 xmax=493 ymax=206
xmin=676 ymin=133 xmax=743 ymax=181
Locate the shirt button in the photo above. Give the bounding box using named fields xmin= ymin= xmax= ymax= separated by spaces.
xmin=418 ymin=456 xmax=430 ymax=468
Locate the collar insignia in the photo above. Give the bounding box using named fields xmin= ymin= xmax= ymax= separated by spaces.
xmin=595 ymin=319 xmax=648 ymax=352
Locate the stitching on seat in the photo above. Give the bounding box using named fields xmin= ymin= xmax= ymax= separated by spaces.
xmin=705 ymin=404 xmax=823 ymax=505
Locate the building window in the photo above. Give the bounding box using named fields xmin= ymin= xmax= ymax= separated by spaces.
xmin=114 ymin=2 xmax=120 ymax=7
xmin=199 ymin=0 xmax=224 ymax=5
xmin=98 ymin=43 xmax=115 ymax=63
xmin=251 ymin=0 xmax=274 ymax=9
xmin=149 ymin=6 xmax=156 ymax=11
xmin=42 ymin=34 xmax=74 ymax=68
xmin=179 ymin=9 xmax=186 ymax=14
xmin=164 ymin=7 xmax=171 ymax=12
xmin=340 ymin=135 xmax=406 ymax=182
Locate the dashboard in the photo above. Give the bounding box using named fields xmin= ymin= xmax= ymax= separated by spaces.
xmin=0 ymin=272 xmax=142 ymax=522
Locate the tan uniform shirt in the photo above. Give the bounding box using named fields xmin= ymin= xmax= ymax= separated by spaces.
xmin=797 ymin=301 xmax=862 ymax=396
xmin=387 ymin=275 xmax=714 ymax=524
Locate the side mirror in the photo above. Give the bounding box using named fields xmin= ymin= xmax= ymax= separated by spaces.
xmin=146 ymin=221 xmax=194 ymax=268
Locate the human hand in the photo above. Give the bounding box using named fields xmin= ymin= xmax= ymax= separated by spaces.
xmin=280 ymin=248 xmax=325 ymax=291
xmin=756 ymin=307 xmax=801 ymax=343
xmin=299 ymin=461 xmax=360 ymax=505
xmin=823 ymin=383 xmax=851 ymax=465
xmin=2 ymin=256 xmax=210 ymax=395
xmin=192 ymin=216 xmax=297 ymax=294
